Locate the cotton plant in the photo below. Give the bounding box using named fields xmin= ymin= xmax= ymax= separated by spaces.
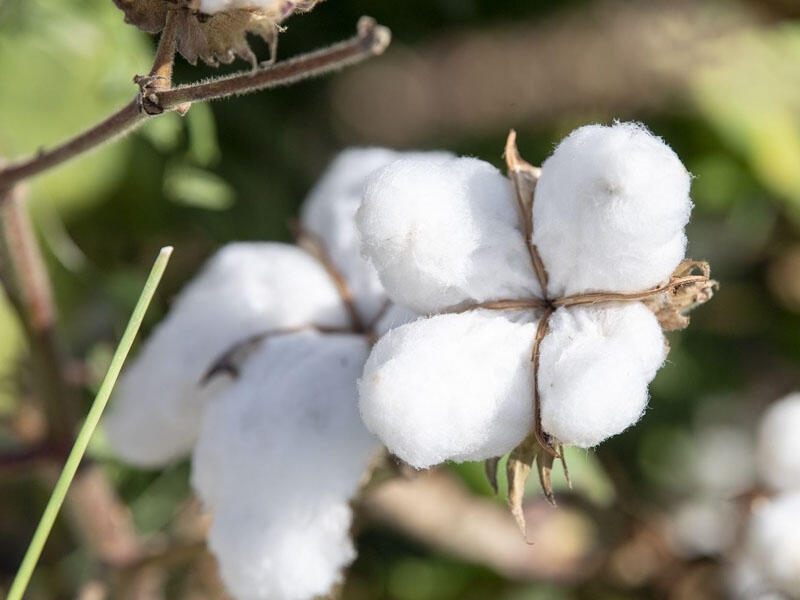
xmin=113 ymin=0 xmax=324 ymax=66
xmin=356 ymin=122 xmax=716 ymax=532
xmin=104 ymin=147 xmax=434 ymax=600
xmin=728 ymin=394 xmax=800 ymax=599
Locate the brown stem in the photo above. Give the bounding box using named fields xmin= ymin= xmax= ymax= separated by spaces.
xmin=149 ymin=8 xmax=179 ymax=84
xmin=0 ymin=186 xmax=75 ymax=443
xmin=0 ymin=17 xmax=391 ymax=193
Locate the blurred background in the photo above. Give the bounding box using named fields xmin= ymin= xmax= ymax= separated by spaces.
xmin=1 ymin=0 xmax=800 ymax=598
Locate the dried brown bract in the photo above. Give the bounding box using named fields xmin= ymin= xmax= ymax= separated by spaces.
xmin=112 ymin=0 xmax=324 ymax=66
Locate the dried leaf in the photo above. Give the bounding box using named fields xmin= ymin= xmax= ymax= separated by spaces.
xmin=112 ymin=0 xmax=168 ymax=33
xmin=484 ymin=457 xmax=501 ymax=495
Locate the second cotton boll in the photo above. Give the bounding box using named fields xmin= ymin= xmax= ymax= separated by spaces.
xmin=357 ymin=122 xmax=692 ymax=469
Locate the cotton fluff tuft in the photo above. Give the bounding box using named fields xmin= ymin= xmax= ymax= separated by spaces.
xmin=104 ymin=243 xmax=348 ymax=468
xmin=198 ymin=0 xmax=282 ymax=14
xmin=744 ymin=491 xmax=800 ymax=599
xmin=192 ymin=332 xmax=377 ymax=600
xmin=756 ymin=393 xmax=800 ymax=492
xmin=533 ymin=122 xmax=692 ymax=297
xmin=538 ymin=304 xmax=666 ymax=448
xmin=301 ymin=148 xmax=451 ymax=322
xmin=357 ymin=156 xmax=541 ymax=314
xmin=359 ymin=310 xmax=537 ymax=468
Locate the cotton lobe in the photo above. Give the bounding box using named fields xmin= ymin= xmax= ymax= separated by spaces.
xmin=104 ymin=243 xmax=348 ymax=467
xmin=302 ymin=148 xmax=452 ymax=322
xmin=538 ymin=304 xmax=666 ymax=448
xmin=357 ymin=122 xmax=695 ymax=471
xmin=533 ymin=122 xmax=692 ymax=298
xmin=192 ymin=334 xmax=377 ymax=600
xmin=359 ymin=310 xmax=537 ymax=468
xmin=358 ymin=156 xmax=541 ymax=314
xmin=756 ymin=393 xmax=800 ymax=492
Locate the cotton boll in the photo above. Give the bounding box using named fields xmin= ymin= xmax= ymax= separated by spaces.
xmin=104 ymin=243 xmax=349 ymax=468
xmin=538 ymin=303 xmax=666 ymax=448
xmin=668 ymin=498 xmax=739 ymax=558
xmin=208 ymin=501 xmax=355 ymax=600
xmin=533 ymin=122 xmax=692 ymax=298
xmin=359 ymin=310 xmax=537 ymax=468
xmin=358 ymin=156 xmax=541 ymax=314
xmin=757 ymin=393 xmax=800 ymax=492
xmin=745 ymin=491 xmax=800 ymax=599
xmin=692 ymin=425 xmax=756 ymax=497
xmin=301 ymin=148 xmax=451 ymax=323
xmin=191 ymin=332 xmax=376 ymax=600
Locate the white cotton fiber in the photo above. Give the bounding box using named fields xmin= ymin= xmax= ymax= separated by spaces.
xmin=357 ymin=156 xmax=541 ymax=314
xmin=756 ymin=393 xmax=800 ymax=492
xmin=745 ymin=491 xmax=800 ymax=599
xmin=104 ymin=243 xmax=349 ymax=468
xmin=208 ymin=501 xmax=356 ymax=600
xmin=358 ymin=310 xmax=537 ymax=468
xmin=191 ymin=332 xmax=377 ymax=600
xmin=198 ymin=0 xmax=281 ymax=14
xmin=538 ymin=303 xmax=666 ymax=448
xmin=533 ymin=122 xmax=692 ymax=298
xmin=301 ymin=148 xmax=450 ymax=323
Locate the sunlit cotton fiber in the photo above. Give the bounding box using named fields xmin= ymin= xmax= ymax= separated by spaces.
xmin=359 ymin=310 xmax=537 ymax=468
xmin=357 ymin=155 xmax=541 ymax=314
xmin=532 ymin=122 xmax=692 ymax=298
xmin=537 ymin=304 xmax=666 ymax=448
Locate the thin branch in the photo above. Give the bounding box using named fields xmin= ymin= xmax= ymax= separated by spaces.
xmin=0 ymin=186 xmax=75 ymax=443
xmin=0 ymin=17 xmax=391 ymax=194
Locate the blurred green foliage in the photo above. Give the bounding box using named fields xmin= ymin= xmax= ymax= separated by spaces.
xmin=2 ymin=0 xmax=800 ymax=598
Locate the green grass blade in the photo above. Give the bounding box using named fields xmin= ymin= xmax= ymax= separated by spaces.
xmin=6 ymin=246 xmax=173 ymax=600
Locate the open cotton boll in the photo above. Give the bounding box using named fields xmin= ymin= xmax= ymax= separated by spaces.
xmin=301 ymin=148 xmax=451 ymax=322
xmin=538 ymin=303 xmax=666 ymax=448
xmin=533 ymin=122 xmax=692 ymax=298
xmin=208 ymin=501 xmax=355 ymax=600
xmin=745 ymin=491 xmax=800 ymax=599
xmin=104 ymin=243 xmax=349 ymax=468
xmin=359 ymin=310 xmax=537 ymax=468
xmin=191 ymin=331 xmax=376 ymax=512
xmin=191 ymin=332 xmax=375 ymax=600
xmin=757 ymin=393 xmax=800 ymax=492
xmin=357 ymin=156 xmax=541 ymax=314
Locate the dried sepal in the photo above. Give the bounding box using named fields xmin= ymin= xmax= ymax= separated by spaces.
xmin=643 ymin=260 xmax=717 ymax=331
xmin=113 ymin=0 xmax=326 ymax=67
xmin=506 ymin=437 xmax=536 ymax=537
xmin=484 ymin=457 xmax=500 ymax=495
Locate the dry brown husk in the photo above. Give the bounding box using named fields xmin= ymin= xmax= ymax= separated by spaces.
xmin=112 ymin=0 xmax=324 ymax=66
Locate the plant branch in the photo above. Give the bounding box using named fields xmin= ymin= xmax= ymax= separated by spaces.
xmin=0 ymin=17 xmax=391 ymax=194
xmin=0 ymin=186 xmax=75 ymax=444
